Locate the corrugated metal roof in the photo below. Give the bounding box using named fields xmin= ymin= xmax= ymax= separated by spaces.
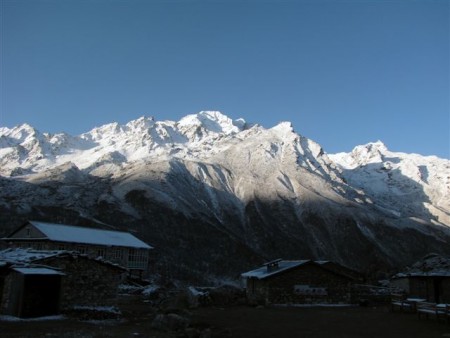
xmin=241 ymin=260 xmax=310 ymax=279
xmin=29 ymin=221 xmax=152 ymax=249
xmin=12 ymin=267 xmax=65 ymax=275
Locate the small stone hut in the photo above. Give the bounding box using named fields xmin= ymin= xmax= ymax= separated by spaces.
xmin=241 ymin=259 xmax=362 ymax=305
xmin=0 ymin=248 xmax=126 ymax=318
xmin=391 ymin=254 xmax=450 ymax=303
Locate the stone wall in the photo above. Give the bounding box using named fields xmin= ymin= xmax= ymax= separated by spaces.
xmin=246 ymin=263 xmax=355 ymax=304
xmin=38 ymin=255 xmax=126 ymax=309
xmin=0 ymin=272 xmax=14 ymax=314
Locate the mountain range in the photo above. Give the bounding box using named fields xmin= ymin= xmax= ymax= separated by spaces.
xmin=0 ymin=111 xmax=449 ymax=282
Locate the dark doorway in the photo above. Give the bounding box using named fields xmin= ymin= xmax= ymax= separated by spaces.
xmin=4 ymin=268 xmax=63 ymax=318
xmin=21 ymin=274 xmax=62 ymax=318
xmin=0 ymin=269 xmax=5 ymax=307
xmin=433 ymin=278 xmax=442 ymax=303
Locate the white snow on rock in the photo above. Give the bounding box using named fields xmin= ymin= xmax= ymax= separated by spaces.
xmin=0 ymin=111 xmax=247 ymax=176
xmin=0 ymin=111 xmax=448 ymax=228
xmin=329 ymin=141 xmax=450 ymax=225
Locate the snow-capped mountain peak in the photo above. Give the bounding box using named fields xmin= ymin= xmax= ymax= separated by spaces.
xmin=331 ymin=141 xmax=388 ymax=169
xmin=330 ymin=141 xmax=450 ymax=225
xmin=177 ymin=111 xmax=246 ymax=137
xmin=0 ymin=112 xmax=251 ymax=175
xmin=271 ymin=121 xmax=294 ymax=135
xmin=124 ymin=116 xmax=156 ymax=134
xmin=1 ymin=111 xmax=449 ymax=282
xmin=1 ymin=123 xmax=41 ymax=145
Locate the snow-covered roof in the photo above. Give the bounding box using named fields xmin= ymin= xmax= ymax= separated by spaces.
xmin=241 ymin=259 xmax=360 ymax=280
xmin=392 ymin=254 xmax=450 ymax=278
xmin=315 ymin=260 xmax=331 ymax=265
xmin=241 ymin=260 xmax=310 ymax=279
xmin=394 ymin=272 xmax=450 ymax=278
xmin=0 ymin=248 xmax=65 ymax=264
xmin=24 ymin=221 xmax=152 ymax=249
xmin=0 ymin=248 xmax=127 ymax=271
xmin=12 ymin=267 xmax=65 ymax=275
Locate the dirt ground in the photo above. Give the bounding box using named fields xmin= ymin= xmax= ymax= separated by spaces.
xmin=190 ymin=305 xmax=450 ymax=338
xmin=1 ymin=296 xmax=450 ymax=338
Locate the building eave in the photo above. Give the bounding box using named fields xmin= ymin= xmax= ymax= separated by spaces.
xmin=2 ymin=238 xmax=49 ymax=241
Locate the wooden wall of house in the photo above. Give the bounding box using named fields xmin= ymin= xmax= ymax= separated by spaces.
xmin=246 ymin=264 xmax=355 ymax=304
xmin=9 ymin=225 xmax=45 ymax=239
xmin=7 ymin=241 xmax=150 ymax=274
xmin=408 ymin=277 xmax=450 ymax=303
xmin=409 ymin=277 xmax=431 ymax=301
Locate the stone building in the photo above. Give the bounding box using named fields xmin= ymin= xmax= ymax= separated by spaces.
xmin=0 ymin=248 xmax=126 ymax=318
xmin=2 ymin=220 xmax=153 ymax=277
xmin=241 ymin=259 xmax=362 ymax=305
xmin=391 ymin=254 xmax=450 ymax=303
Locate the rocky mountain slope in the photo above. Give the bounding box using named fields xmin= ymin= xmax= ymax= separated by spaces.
xmin=0 ymin=111 xmax=449 ymax=282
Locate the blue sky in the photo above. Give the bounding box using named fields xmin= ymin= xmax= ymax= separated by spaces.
xmin=1 ymin=0 xmax=449 ymax=158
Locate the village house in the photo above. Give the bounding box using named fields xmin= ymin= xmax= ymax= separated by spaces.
xmin=1 ymin=221 xmax=153 ymax=277
xmin=241 ymin=259 xmax=363 ymax=305
xmin=0 ymin=248 xmax=126 ymax=318
xmin=391 ymin=254 xmax=450 ymax=303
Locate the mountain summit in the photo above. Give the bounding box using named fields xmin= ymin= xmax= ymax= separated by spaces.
xmin=0 ymin=111 xmax=248 ymax=175
xmin=0 ymin=112 xmax=449 ymax=281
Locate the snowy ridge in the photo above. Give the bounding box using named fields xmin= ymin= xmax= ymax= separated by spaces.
xmin=330 ymin=141 xmax=450 ymax=224
xmin=0 ymin=111 xmax=247 ymax=175
xmin=1 ymin=111 xmax=450 ymax=280
xmin=1 ymin=111 xmax=449 ymax=228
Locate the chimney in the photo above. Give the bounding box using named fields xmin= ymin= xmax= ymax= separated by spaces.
xmin=265 ymin=258 xmax=282 ymax=273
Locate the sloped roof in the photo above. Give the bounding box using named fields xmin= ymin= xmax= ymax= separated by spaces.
xmin=241 ymin=260 xmax=310 ymax=279
xmin=0 ymin=248 xmax=127 ymax=271
xmin=13 ymin=267 xmax=65 ymax=275
xmin=20 ymin=221 xmax=152 ymax=249
xmin=241 ymin=259 xmax=361 ymax=280
xmin=0 ymin=248 xmax=65 ymax=264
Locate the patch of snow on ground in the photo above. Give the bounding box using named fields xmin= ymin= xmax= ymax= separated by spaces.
xmin=142 ymin=284 xmax=160 ymax=296
xmin=0 ymin=315 xmax=65 ymax=322
xmin=72 ymin=305 xmax=121 ymax=314
xmin=273 ymin=303 xmax=353 ymax=308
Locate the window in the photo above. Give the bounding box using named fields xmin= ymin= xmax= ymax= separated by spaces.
xmin=97 ymin=248 xmax=106 ymax=258
xmin=294 ymin=285 xmax=327 ymax=296
xmin=22 ymin=242 xmax=34 ymax=249
xmin=77 ymin=246 xmax=87 ymax=254
xmin=128 ymin=249 xmax=148 ymax=269
xmin=26 ymin=227 xmax=31 ymax=238
xmin=112 ymin=248 xmax=123 ymax=260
